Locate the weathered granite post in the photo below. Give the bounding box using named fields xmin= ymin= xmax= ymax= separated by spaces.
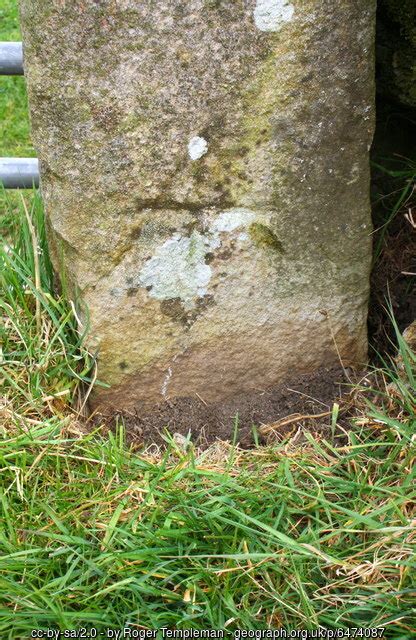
xmin=20 ymin=1 xmax=376 ymax=411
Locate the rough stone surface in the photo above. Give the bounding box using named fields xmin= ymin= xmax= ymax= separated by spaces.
xmin=20 ymin=0 xmax=376 ymax=412
xmin=377 ymin=0 xmax=416 ymax=109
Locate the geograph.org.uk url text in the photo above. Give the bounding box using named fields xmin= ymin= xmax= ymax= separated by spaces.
xmin=30 ymin=626 xmax=386 ymax=640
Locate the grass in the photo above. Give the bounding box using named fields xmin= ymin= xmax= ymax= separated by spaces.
xmin=0 ymin=191 xmax=94 ymax=419
xmin=0 ymin=195 xmax=415 ymax=636
xmin=0 ymin=415 xmax=414 ymax=634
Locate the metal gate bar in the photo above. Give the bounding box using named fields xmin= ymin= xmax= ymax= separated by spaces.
xmin=1 ymin=41 xmax=40 ymax=188
xmin=0 ymin=158 xmax=39 ymax=188
xmin=0 ymin=42 xmax=24 ymax=75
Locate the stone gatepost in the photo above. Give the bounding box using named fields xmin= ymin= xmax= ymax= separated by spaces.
xmin=19 ymin=0 xmax=376 ymax=411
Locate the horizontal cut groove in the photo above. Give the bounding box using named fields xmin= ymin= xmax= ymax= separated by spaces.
xmin=0 ymin=158 xmax=39 ymax=189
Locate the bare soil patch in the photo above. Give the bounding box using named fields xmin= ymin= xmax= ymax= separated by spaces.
xmin=96 ymin=366 xmax=356 ymax=448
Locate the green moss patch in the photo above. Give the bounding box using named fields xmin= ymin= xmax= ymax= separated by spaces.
xmin=249 ymin=222 xmax=285 ymax=253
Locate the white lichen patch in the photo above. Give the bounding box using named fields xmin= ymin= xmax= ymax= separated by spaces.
xmin=253 ymin=0 xmax=294 ymax=32
xmin=161 ymin=366 xmax=173 ymax=398
xmin=139 ymin=208 xmax=259 ymax=310
xmin=161 ymin=354 xmax=178 ymax=399
xmin=211 ymin=208 xmax=257 ymax=233
xmin=138 ymin=231 xmax=212 ymax=310
xmin=188 ymin=136 xmax=208 ymax=161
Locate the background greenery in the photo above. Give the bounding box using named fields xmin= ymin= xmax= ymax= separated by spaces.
xmin=0 ymin=0 xmax=34 ymax=157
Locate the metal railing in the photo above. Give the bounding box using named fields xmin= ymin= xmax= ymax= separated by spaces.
xmin=0 ymin=42 xmax=24 ymax=75
xmin=0 ymin=157 xmax=39 ymax=188
xmin=1 ymin=41 xmax=40 ymax=189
